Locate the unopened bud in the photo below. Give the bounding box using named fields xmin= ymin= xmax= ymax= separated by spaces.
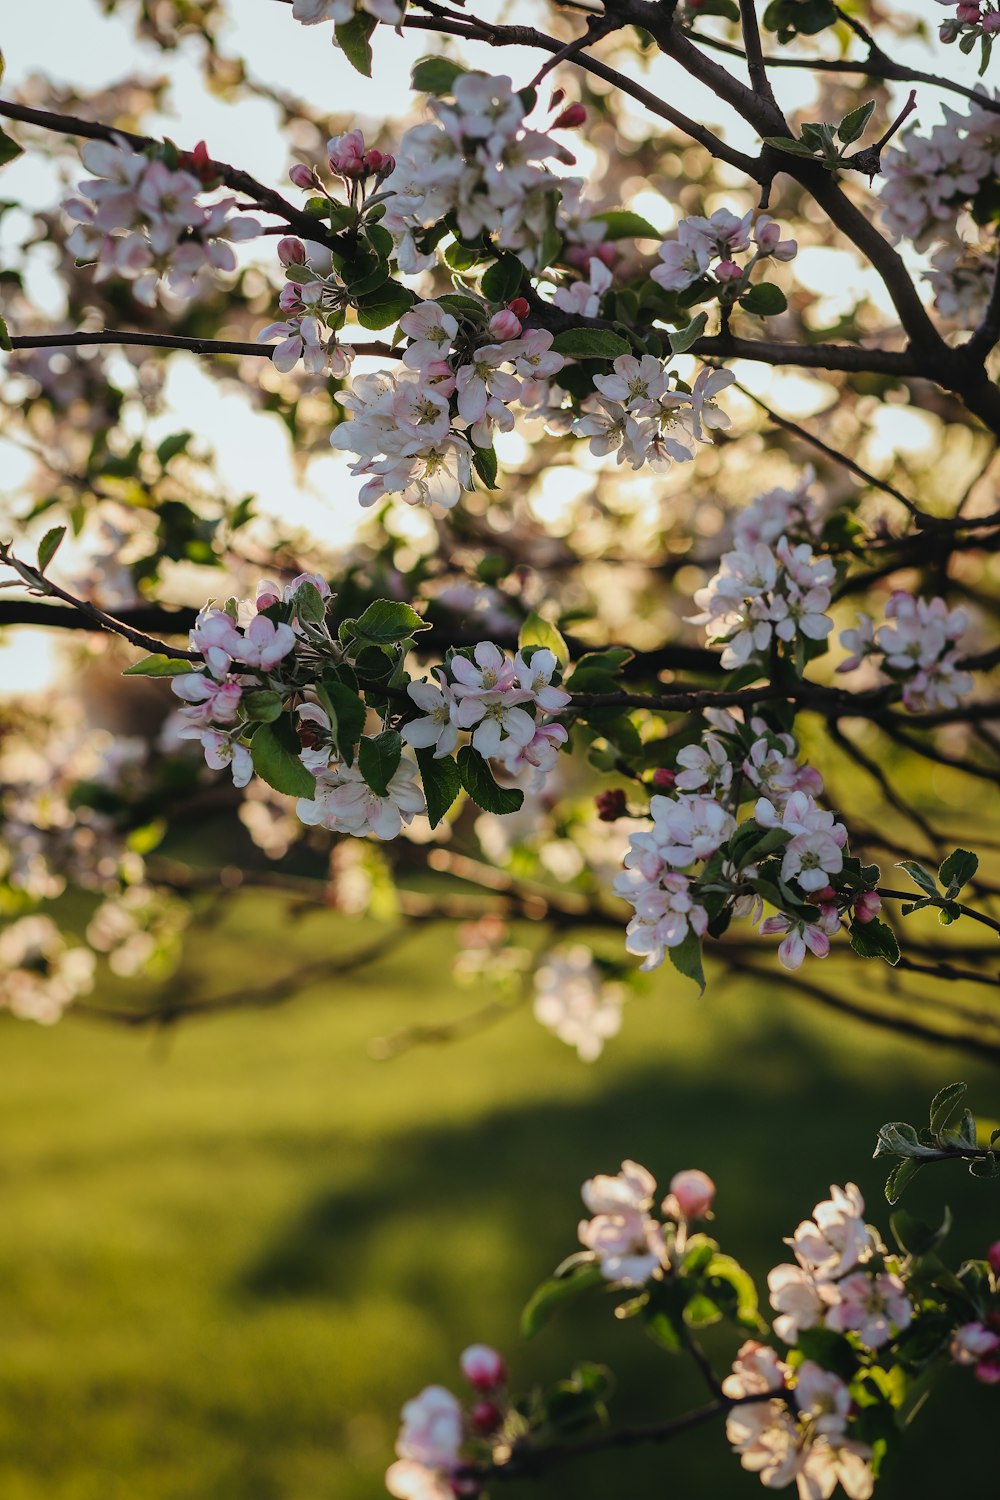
xmin=277 ymin=236 xmax=307 ymax=266
xmin=488 ymin=309 xmax=522 ymax=340
xmin=975 ymin=1357 xmax=1000 ymax=1385
xmin=854 ymin=890 xmax=882 ymax=924
xmin=470 ymin=1400 xmax=503 ymax=1434
xmin=715 ymin=259 xmax=743 ymax=283
xmin=553 ymin=102 xmax=587 ymax=129
xmin=460 ymin=1345 xmax=506 ymax=1392
xmin=364 ymin=148 xmax=386 ymax=172
xmin=595 ymin=788 xmax=627 ymax=822
xmin=651 ymin=767 xmax=675 ymax=789
xmin=508 ymin=297 xmax=530 ymax=320
xmin=988 ymin=1241 xmax=1000 ymax=1275
xmin=666 ymin=1169 xmax=716 ymax=1221
xmin=985 ymin=9 xmax=1000 ymax=31
xmin=289 ymin=163 xmax=318 ymax=189
xmin=958 ymin=2 xmax=982 ymax=20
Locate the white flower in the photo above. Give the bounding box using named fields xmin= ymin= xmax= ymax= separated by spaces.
xmin=512 ymin=648 xmax=571 ymax=712
xmin=400 ymin=303 xmax=459 ymax=371
xmin=950 ymin=1321 xmax=1000 ymax=1364
xmin=767 ymin=1262 xmax=830 ymax=1344
xmin=578 ymin=1160 xmax=665 ymax=1284
xmin=297 ymin=756 xmax=425 ymax=840
xmin=198 ymin=729 xmax=254 ymax=788
xmin=593 ymin=354 xmax=669 ymax=412
xmin=649 ymin=793 xmax=736 ymax=866
xmin=533 ymin=945 xmax=624 ymax=1060
xmin=788 ymin=1184 xmax=874 ymax=1281
xmin=231 ymin=614 xmax=297 ymax=671
xmin=552 ymin=255 xmax=613 ymax=317
xmin=0 ymin=915 xmax=95 ymax=1024
xmin=395 ymin=1385 xmax=463 ymax=1469
xmin=824 ymin=1270 xmax=912 ymax=1350
xmin=401 ymin=674 xmax=460 ymax=757
xmin=755 ymin=792 xmax=847 ymax=893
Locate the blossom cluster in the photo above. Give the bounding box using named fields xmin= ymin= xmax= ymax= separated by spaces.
xmin=329 ymin=308 xmax=564 ymax=509
xmin=724 ymin=1342 xmax=875 ymax=1500
xmin=937 ymin=0 xmax=1000 ymax=47
xmin=577 ymin=1158 xmax=716 ymax=1284
xmin=386 ymin=1344 xmax=508 ymax=1500
xmin=532 ymin=944 xmax=626 ymax=1061
xmin=64 ymin=138 xmax=260 ymax=307
xmin=571 ymin=354 xmax=733 ymax=471
xmin=0 ymin=914 xmax=95 ymax=1024
xmin=838 ymin=591 xmax=973 ymax=712
xmin=169 ymin=580 xmax=570 ymax=840
xmin=380 ymin=72 xmax=579 ymax=273
xmin=768 ymin=1183 xmax=912 ymax=1351
xmin=651 ymin=207 xmax=796 ymax=298
xmin=612 ymin=710 xmax=864 ymax=974
xmin=690 ymin=535 xmax=835 ymax=670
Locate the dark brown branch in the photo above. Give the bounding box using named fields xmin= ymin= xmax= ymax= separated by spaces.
xmin=7 ymin=330 xmax=395 ymax=359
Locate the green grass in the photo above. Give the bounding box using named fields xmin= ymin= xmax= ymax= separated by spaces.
xmin=0 ymin=892 xmax=997 ymax=1498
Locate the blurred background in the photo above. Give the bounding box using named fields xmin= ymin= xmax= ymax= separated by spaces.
xmin=1 ymin=3 xmax=998 ymax=1497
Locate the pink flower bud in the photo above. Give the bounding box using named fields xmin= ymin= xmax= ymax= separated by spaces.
xmin=256 ymin=591 xmax=280 ymax=612
xmin=508 ymin=297 xmax=530 ymax=320
xmin=595 ymin=242 xmax=619 ymax=269
xmin=488 ymin=310 xmax=522 ymax=340
xmin=988 ymin=1241 xmax=1000 ymax=1275
xmin=715 ymin=259 xmax=743 ymax=283
xmin=975 ymin=1357 xmax=1000 ymax=1385
xmin=815 ymin=885 xmax=837 ymax=902
xmin=667 ymin=1169 xmax=716 ymax=1220
xmin=553 ymin=102 xmax=587 ymax=129
xmin=855 ymin=890 xmax=882 ymax=924
xmin=364 ymin=148 xmax=386 ymax=172
xmin=985 ymin=9 xmax=1000 ymax=31
xmin=278 ymin=283 xmax=303 ymax=312
xmin=595 ymin=788 xmax=627 ymax=822
xmin=651 ymin=768 xmax=676 ymax=789
xmin=277 ymin=236 xmax=307 ymax=266
xmin=470 ymin=1400 xmax=503 ymax=1433
xmin=289 ymin=163 xmax=318 ymax=189
xmin=460 ymin=1345 xmax=506 ymax=1392
xmin=958 ymin=2 xmax=982 ymax=20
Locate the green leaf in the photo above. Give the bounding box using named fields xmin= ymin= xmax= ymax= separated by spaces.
xmin=250 ymin=718 xmax=316 ymax=799
xmin=354 ymin=598 xmax=428 ymax=644
xmin=929 ymin=1081 xmax=968 ymax=1137
xmin=322 ymin=678 xmax=367 ymax=766
xmin=36 ymin=525 xmax=66 ymax=574
xmin=334 ymin=12 xmax=377 ymax=76
xmin=938 ymin=848 xmax=978 ymax=897
xmin=550 ymin=329 xmax=630 ymax=360
xmin=518 ymin=611 xmax=568 ymax=666
xmin=0 ymin=311 xmax=11 ymax=352
xmin=849 ymin=918 xmax=899 ymax=965
xmin=885 ymin=1157 xmax=925 ymax=1205
xmin=410 ymin=56 xmax=465 ymax=95
xmin=521 ymin=1263 xmax=605 ymax=1338
xmin=890 ymin=1206 xmax=952 ymax=1258
xmin=123 ymin=653 xmax=197 ymax=677
xmin=874 ymin=1120 xmax=935 ymax=1160
xmin=480 ymin=254 xmax=523 ymax=303
xmin=796 ymin=1327 xmax=858 ymax=1380
xmin=0 ymin=126 xmax=23 ymax=169
xmin=739 ymin=283 xmax=788 ymax=317
xmin=969 ymin=1152 xmax=999 ymax=1179
xmin=290 ymin=580 xmax=326 ymax=624
xmin=897 ymin=859 xmax=939 ymax=897
xmin=415 ymin=748 xmax=462 ymax=829
xmin=358 ymin=730 xmax=402 ymax=797
xmin=668 ymin=311 xmax=707 ymax=354
xmin=703 ymin=1252 xmax=761 ymax=1327
xmin=457 ymin=746 xmax=524 ymax=815
xmin=472 ymin=444 xmax=498 ymax=490
xmin=156 ymin=431 xmax=192 ymax=467
xmin=838 ymin=99 xmax=877 ymax=145
xmin=762 ymin=134 xmax=821 ymax=158
xmin=354 ymin=279 xmax=413 ymax=329
xmin=591 ymin=209 xmax=662 ymax=240
xmin=243 ymin=690 xmax=284 ymax=723
xmin=667 ymin=930 xmax=705 ymax=996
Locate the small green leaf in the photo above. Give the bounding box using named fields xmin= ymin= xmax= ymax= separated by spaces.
xmin=250 ymin=718 xmax=316 ymax=798
xmin=358 ymin=730 xmax=402 ymax=797
xmin=334 ymin=12 xmax=377 ymax=76
xmin=0 ymin=126 xmax=23 ymax=170
xmin=322 ymin=678 xmax=367 ymax=766
xmin=243 ymin=690 xmax=284 ymax=723
xmin=156 ymin=431 xmax=192 ymax=467
xmin=410 ymin=56 xmax=466 ymax=95
xmin=739 ymin=283 xmax=788 ymax=317
xmin=591 ymin=209 xmax=662 ymax=240
xmin=897 ymin=859 xmax=939 ymax=897
xmin=667 ymin=930 xmax=705 ymax=996
xmin=762 ymin=134 xmax=821 ymax=158
xmin=969 ymin=1153 xmax=999 ymax=1179
xmin=938 ymin=848 xmax=978 ymax=897
xmin=354 ymin=598 xmax=429 ymax=644
xmin=884 ymin=1157 xmax=925 ymax=1204
xmin=550 ymin=329 xmax=630 ymax=360
xmin=849 ymin=918 xmax=899 ymax=965
xmin=0 ymin=311 xmax=11 ymax=352
xmin=521 ymin=1263 xmax=605 ymax=1339
xmin=472 ymin=444 xmax=498 ymax=490
xmin=890 ymin=1206 xmax=952 ymax=1258
xmin=36 ymin=526 xmax=66 ymax=574
xmin=929 ymin=1081 xmax=968 ymax=1137
xmin=354 ymin=279 xmax=413 ymax=329
xmin=415 ymin=748 xmax=462 ymax=829
xmin=668 ymin=311 xmax=707 ymax=354
xmin=480 ymin=254 xmax=523 ymax=303
xmin=123 ymin=654 xmax=197 ymax=677
xmin=837 ymin=99 xmax=877 ymax=145
xmin=518 ymin=611 xmax=568 ymax=665
xmin=457 ymin=746 xmax=524 ymax=815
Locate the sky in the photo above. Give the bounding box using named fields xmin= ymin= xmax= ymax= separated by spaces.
xmin=0 ymin=2 xmax=971 ymax=691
